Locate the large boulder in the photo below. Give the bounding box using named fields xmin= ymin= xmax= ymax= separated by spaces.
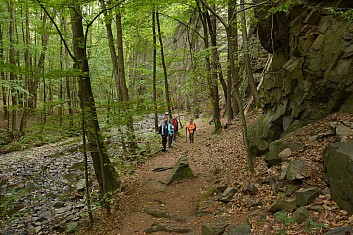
xmin=248 ymin=112 xmax=284 ymax=156
xmin=323 ymin=140 xmax=353 ymax=214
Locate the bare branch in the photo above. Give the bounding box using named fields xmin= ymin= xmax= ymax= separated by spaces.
xmin=36 ymin=0 xmax=76 ymax=61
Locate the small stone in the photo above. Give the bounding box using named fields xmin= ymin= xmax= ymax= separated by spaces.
xmin=286 ymin=160 xmax=309 ymax=181
xmin=34 ymin=226 xmax=42 ymax=233
xmin=279 ymin=148 xmax=291 ymax=159
xmin=246 ymin=183 xmax=258 ymax=195
xmin=219 ymin=187 xmax=237 ymax=202
xmin=269 ymin=195 xmax=297 ymax=212
xmin=326 ymin=226 xmax=353 ymax=235
xmin=293 ymin=207 xmax=309 ymax=223
xmin=52 ymin=201 xmax=65 ymax=208
xmin=284 ymin=184 xmax=299 ymax=196
xmin=295 ymin=187 xmax=319 ymax=206
xmin=223 ymin=224 xmax=251 ymax=235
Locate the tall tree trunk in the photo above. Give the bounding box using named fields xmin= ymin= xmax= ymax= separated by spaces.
xmin=0 ymin=23 xmax=9 ymax=120
xmin=152 ymin=9 xmax=158 ymax=131
xmin=70 ymin=4 xmax=119 ymax=195
xmin=9 ymin=1 xmax=17 ymax=131
xmin=227 ymin=0 xmax=236 ymax=121
xmin=156 ymin=11 xmax=172 ymax=120
xmin=205 ymin=6 xmax=222 ymax=133
xmin=229 ymin=0 xmax=239 ymax=118
xmin=116 ymin=9 xmax=138 ymax=152
xmin=196 ymin=0 xmax=214 ymax=124
xmin=20 ymin=5 xmax=32 ymax=133
xmin=240 ymin=0 xmax=259 ymax=105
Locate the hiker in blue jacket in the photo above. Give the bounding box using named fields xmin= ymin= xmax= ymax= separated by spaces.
xmin=168 ymin=120 xmax=175 ymax=148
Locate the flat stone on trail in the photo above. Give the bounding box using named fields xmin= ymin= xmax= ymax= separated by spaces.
xmin=166 ymin=156 xmax=193 ymax=185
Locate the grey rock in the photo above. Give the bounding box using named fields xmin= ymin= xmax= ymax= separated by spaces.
xmin=279 ymin=148 xmax=291 ymax=158
xmin=336 ymin=123 xmax=353 ymax=137
xmin=323 ymin=140 xmax=353 ymax=214
xmin=166 ymin=156 xmax=193 ymax=185
xmin=293 ymin=207 xmax=309 ymax=223
xmin=269 ymin=194 xmax=297 ymax=212
xmin=326 ymin=226 xmax=353 ymax=235
xmin=295 ymin=187 xmax=319 ymax=206
xmin=38 ymin=210 xmax=52 ymax=222
xmin=269 ymin=177 xmax=278 ymax=195
xmin=201 ymin=224 xmax=227 ymax=235
xmin=34 ymin=226 xmax=42 ymax=234
xmin=219 ymin=187 xmax=237 ymax=203
xmin=223 ymin=224 xmax=252 ymax=235
xmin=284 ymin=184 xmax=299 ymax=196
xmin=52 ymin=201 xmax=65 ymax=208
xmin=76 ymin=179 xmax=86 ymax=192
xmin=285 ymin=160 xmax=309 ymax=181
xmin=245 ymin=183 xmax=257 ymax=195
xmin=265 ymin=140 xmax=302 ymax=166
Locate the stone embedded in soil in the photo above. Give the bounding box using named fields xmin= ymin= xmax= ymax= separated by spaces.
xmin=284 ymin=160 xmax=309 ymax=181
xmin=245 ymin=183 xmax=258 ymax=195
xmin=269 ymin=194 xmax=297 ymax=212
xmin=166 ymin=156 xmax=193 ymax=185
xmin=293 ymin=207 xmax=309 ymax=224
xmin=295 ymin=187 xmax=319 ymax=207
xmin=223 ymin=224 xmax=252 ymax=235
xmin=326 ymin=226 xmax=353 ymax=235
xmin=284 ymin=184 xmax=299 ymax=196
xmin=144 ymin=221 xmax=191 ymax=234
xmin=52 ymin=201 xmax=65 ymax=208
xmin=201 ymin=224 xmax=227 ymax=235
xmin=219 ymin=186 xmax=237 ymax=202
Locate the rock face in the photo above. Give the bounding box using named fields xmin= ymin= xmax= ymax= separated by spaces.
xmin=249 ymin=1 xmax=353 ymax=156
xmin=323 ymin=140 xmax=353 ymax=214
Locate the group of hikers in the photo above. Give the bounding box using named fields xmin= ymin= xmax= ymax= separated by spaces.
xmin=158 ymin=112 xmax=196 ymax=152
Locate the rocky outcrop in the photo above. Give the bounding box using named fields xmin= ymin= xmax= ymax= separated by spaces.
xmin=323 ymin=140 xmax=353 ymax=214
xmin=249 ymin=1 xmax=353 ymax=156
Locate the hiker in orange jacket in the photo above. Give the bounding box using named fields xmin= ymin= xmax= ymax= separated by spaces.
xmin=187 ymin=119 xmax=196 ymax=143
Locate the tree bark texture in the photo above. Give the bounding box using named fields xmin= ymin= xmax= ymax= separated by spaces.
xmin=70 ymin=4 xmax=119 ymax=194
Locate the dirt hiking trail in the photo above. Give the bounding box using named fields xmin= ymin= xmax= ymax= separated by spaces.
xmin=83 ymin=120 xmax=251 ymax=235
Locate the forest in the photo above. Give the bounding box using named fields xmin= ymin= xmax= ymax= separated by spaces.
xmin=1 ymin=0 xmax=353 ymax=234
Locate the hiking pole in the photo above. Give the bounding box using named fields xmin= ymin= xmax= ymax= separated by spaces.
xmin=185 ymin=127 xmax=187 ymax=143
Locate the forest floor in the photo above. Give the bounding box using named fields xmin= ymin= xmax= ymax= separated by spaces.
xmin=78 ymin=112 xmax=353 ymax=235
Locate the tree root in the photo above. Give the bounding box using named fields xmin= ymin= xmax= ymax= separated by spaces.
xmin=144 ymin=221 xmax=191 ymax=234
xmin=144 ymin=208 xmax=186 ymax=222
